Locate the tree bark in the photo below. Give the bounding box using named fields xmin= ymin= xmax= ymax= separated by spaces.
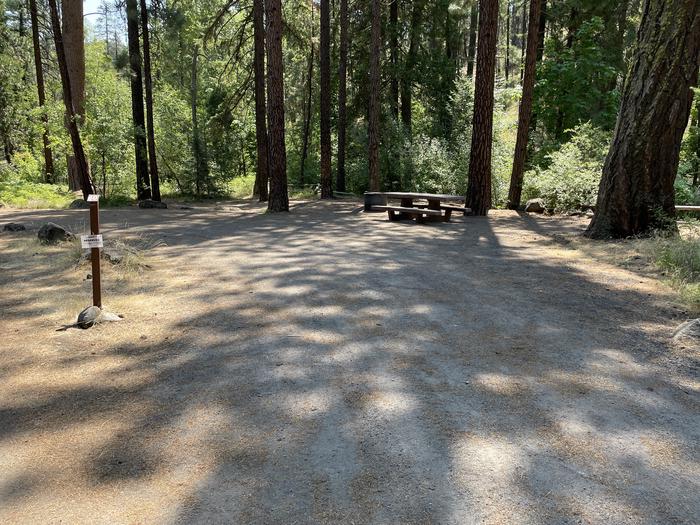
xmin=466 ymin=2 xmax=478 ymax=78
xmin=466 ymin=0 xmax=499 ymax=216
xmin=368 ymin=0 xmax=381 ymax=192
xmin=389 ymin=0 xmax=399 ymax=118
xmin=48 ymin=0 xmax=95 ymax=199
xmin=191 ymin=46 xmax=209 ymax=195
xmin=319 ymin=0 xmax=332 ymax=198
xmin=507 ymin=0 xmax=542 ymax=209
xmin=62 ymin=0 xmax=85 ymax=191
xmin=586 ymin=0 xmax=700 ymax=238
xmin=400 ymin=0 xmax=422 ymax=131
xmin=253 ymin=0 xmax=269 ymax=201
xmin=139 ymin=0 xmax=160 ymax=201
xmin=30 ymin=0 xmax=54 ymax=183
xmin=336 ymin=0 xmax=348 ymax=192
xmin=505 ymin=0 xmax=511 ymax=82
xmin=266 ymin=0 xmax=289 ymax=211
xmin=126 ymin=0 xmax=151 ymax=200
xmin=300 ymin=0 xmax=314 ymax=186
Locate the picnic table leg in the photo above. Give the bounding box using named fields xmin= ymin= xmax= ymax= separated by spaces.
xmin=426 ymin=198 xmax=447 ymax=223
xmin=397 ymin=197 xmax=415 ymax=220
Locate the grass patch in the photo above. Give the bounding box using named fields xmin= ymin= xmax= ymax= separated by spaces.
xmin=645 ymin=225 xmax=700 ymax=310
xmin=0 ymin=181 xmax=74 ymax=208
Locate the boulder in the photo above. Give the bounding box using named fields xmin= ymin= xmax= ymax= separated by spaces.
xmin=524 ymin=198 xmax=545 ymax=213
xmin=38 ymin=222 xmax=73 ymax=244
xmin=77 ymin=306 xmax=101 ymax=329
xmin=69 ymin=199 xmax=90 ymax=209
xmin=3 ymin=222 xmax=25 ymax=232
xmin=138 ymin=199 xmax=167 ymax=209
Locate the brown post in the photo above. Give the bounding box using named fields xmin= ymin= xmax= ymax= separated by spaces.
xmin=89 ymin=199 xmax=102 ymax=308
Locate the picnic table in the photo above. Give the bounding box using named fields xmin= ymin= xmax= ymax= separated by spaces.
xmin=365 ymin=192 xmax=471 ymax=223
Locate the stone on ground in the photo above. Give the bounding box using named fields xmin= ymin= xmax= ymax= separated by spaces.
xmin=37 ymin=222 xmax=73 ymax=243
xmin=69 ymin=199 xmax=90 ymax=209
xmin=139 ymin=199 xmax=168 ymax=209
xmin=77 ymin=306 xmax=101 ymax=328
xmin=524 ymin=198 xmax=545 ymax=213
xmin=3 ymin=222 xmax=25 ymax=232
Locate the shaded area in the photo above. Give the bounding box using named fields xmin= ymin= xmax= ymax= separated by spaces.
xmin=0 ymin=201 xmax=698 ymax=524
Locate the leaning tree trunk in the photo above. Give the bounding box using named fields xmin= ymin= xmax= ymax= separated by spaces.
xmin=400 ymin=0 xmax=422 ymax=131
xmin=466 ymin=2 xmax=478 ymax=78
xmin=140 ymin=0 xmax=160 ymax=201
xmin=126 ymin=0 xmax=151 ymax=200
xmin=586 ymin=0 xmax=700 ymax=239
xmin=319 ymin=0 xmax=332 ymax=198
xmin=266 ymin=0 xmax=289 ymax=212
xmin=466 ymin=0 xmax=499 ymax=216
xmin=62 ymin=0 xmax=85 ymax=191
xmin=367 ymin=0 xmax=381 ymax=192
xmin=507 ymin=0 xmax=542 ymax=209
xmin=47 ymin=0 xmax=95 ymax=199
xmin=253 ymin=0 xmax=269 ymax=201
xmin=30 ymin=0 xmax=54 ymax=183
xmin=336 ymin=0 xmax=348 ymax=192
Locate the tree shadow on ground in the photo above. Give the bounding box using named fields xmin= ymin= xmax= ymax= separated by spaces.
xmin=0 ymin=201 xmax=698 ymax=523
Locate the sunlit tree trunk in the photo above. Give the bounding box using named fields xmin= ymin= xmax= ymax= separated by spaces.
xmin=253 ymin=0 xmax=269 ymax=201
xmin=48 ymin=0 xmax=95 ymax=199
xmin=266 ymin=0 xmax=289 ymax=211
xmin=300 ymin=0 xmax=314 ymax=186
xmin=336 ymin=0 xmax=348 ymax=192
xmin=319 ymin=0 xmax=332 ymax=198
xmin=586 ymin=0 xmax=700 ymax=238
xmin=466 ymin=2 xmax=478 ymax=78
xmin=29 ymin=0 xmax=54 ymax=183
xmin=126 ymin=0 xmax=151 ymax=200
xmin=62 ymin=0 xmax=85 ymax=191
xmin=507 ymin=0 xmax=542 ymax=209
xmin=140 ymin=0 xmax=160 ymax=201
xmin=368 ymin=0 xmax=381 ymax=191
xmin=466 ymin=0 xmax=499 ymax=216
xmin=400 ymin=0 xmax=422 ymax=131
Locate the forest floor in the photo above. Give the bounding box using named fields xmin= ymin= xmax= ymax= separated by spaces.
xmin=0 ymin=199 xmax=698 ymax=524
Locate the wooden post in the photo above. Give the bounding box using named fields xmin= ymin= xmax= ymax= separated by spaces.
xmin=89 ymin=198 xmax=102 ymax=308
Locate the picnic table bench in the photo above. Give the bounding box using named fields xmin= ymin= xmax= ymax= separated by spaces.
xmin=365 ymin=192 xmax=471 ymax=223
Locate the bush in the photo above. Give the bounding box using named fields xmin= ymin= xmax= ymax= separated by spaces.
xmin=649 ymin=232 xmax=700 ymax=309
xmin=0 ymin=179 xmax=73 ymax=208
xmin=523 ymin=123 xmax=609 ymax=212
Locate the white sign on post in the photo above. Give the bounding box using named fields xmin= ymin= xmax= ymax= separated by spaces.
xmin=87 ymin=194 xmax=100 ymax=202
xmin=81 ymin=234 xmax=104 ymax=249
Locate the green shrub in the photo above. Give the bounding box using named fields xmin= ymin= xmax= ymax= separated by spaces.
xmin=523 ymin=123 xmax=609 ymax=212
xmin=0 ymin=179 xmax=73 ymax=208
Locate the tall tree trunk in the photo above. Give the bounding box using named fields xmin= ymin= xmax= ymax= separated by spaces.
xmin=126 ymin=0 xmax=151 ymax=200
xmin=266 ymin=0 xmax=289 ymax=211
xmin=466 ymin=0 xmax=499 ymax=216
xmin=520 ymin=0 xmax=526 ymax=81
xmin=319 ymin=0 xmax=332 ymax=198
xmin=191 ymin=46 xmax=208 ymax=196
xmin=336 ymin=0 xmax=348 ymax=192
xmin=29 ymin=0 xmax=54 ymax=183
xmin=389 ymin=0 xmax=399 ymax=118
xmin=62 ymin=0 xmax=85 ymax=191
xmin=368 ymin=0 xmax=381 ymax=191
xmin=300 ymin=0 xmax=314 ymax=186
xmin=140 ymin=0 xmax=160 ymax=201
xmin=507 ymin=0 xmax=542 ymax=209
xmin=253 ymin=0 xmax=269 ymax=201
xmin=587 ymin=0 xmax=700 ymax=239
xmin=400 ymin=0 xmax=422 ymax=131
xmin=530 ymin=0 xmax=546 ymax=132
xmin=466 ymin=2 xmax=478 ymax=77
xmin=47 ymin=0 xmax=95 ymax=199
xmin=505 ymin=0 xmax=511 ymax=82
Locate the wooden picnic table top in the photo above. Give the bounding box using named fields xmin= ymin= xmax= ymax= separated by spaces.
xmin=366 ymin=191 xmax=466 ymax=202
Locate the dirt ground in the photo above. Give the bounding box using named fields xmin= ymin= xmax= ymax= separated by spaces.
xmin=0 ymin=200 xmax=698 ymax=524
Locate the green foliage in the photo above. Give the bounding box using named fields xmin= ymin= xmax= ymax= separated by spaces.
xmin=0 ymin=177 xmax=73 ymax=208
xmin=649 ymin=232 xmax=700 ymax=309
xmin=523 ymin=123 xmax=609 ymax=212
xmin=534 ymin=17 xmax=621 ymax=138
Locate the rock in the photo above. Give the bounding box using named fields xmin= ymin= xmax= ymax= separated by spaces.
xmin=69 ymin=199 xmax=90 ymax=209
xmin=3 ymin=222 xmax=25 ymax=232
xmin=102 ymin=249 xmax=124 ymax=264
xmin=38 ymin=222 xmax=73 ymax=244
xmin=178 ymin=205 xmax=194 ymax=210
xmin=524 ymin=198 xmax=545 ymax=213
xmin=77 ymin=306 xmax=101 ymax=329
xmin=138 ymin=199 xmax=167 ymax=209
xmin=585 ymin=210 xmax=595 ymax=218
